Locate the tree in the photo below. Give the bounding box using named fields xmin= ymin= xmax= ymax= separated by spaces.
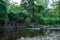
xmin=35 ymin=0 xmax=49 ymax=8
xmin=0 ymin=0 xmax=9 ymax=26
xmin=53 ymin=0 xmax=60 ymax=18
xmin=21 ymin=0 xmax=44 ymax=25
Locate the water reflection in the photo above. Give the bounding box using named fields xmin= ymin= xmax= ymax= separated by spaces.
xmin=1 ymin=28 xmax=60 ymax=40
xmin=0 ymin=28 xmax=44 ymax=40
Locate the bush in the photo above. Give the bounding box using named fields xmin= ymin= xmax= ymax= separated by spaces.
xmin=43 ymin=17 xmax=60 ymax=25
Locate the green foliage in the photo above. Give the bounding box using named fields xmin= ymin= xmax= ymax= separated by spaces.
xmin=36 ymin=0 xmax=49 ymax=8
xmin=25 ymin=17 xmax=31 ymax=25
xmin=55 ymin=0 xmax=60 ymax=11
xmin=18 ymin=12 xmax=26 ymax=18
xmin=53 ymin=0 xmax=60 ymax=15
xmin=0 ymin=0 xmax=60 ymax=26
xmin=8 ymin=12 xmax=26 ymax=20
xmin=43 ymin=17 xmax=60 ymax=25
xmin=43 ymin=9 xmax=53 ymax=17
xmin=32 ymin=15 xmax=41 ymax=23
xmin=0 ymin=0 xmax=9 ymax=22
xmin=7 ymin=4 xmax=24 ymax=13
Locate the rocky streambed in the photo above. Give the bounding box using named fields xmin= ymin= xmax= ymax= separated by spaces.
xmin=17 ymin=31 xmax=60 ymax=40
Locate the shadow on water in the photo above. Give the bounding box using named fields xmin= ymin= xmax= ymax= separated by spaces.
xmin=0 ymin=27 xmax=45 ymax=40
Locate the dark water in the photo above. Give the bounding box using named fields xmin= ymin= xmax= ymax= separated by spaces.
xmin=1 ymin=27 xmax=60 ymax=40
xmin=0 ymin=28 xmax=45 ymax=40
